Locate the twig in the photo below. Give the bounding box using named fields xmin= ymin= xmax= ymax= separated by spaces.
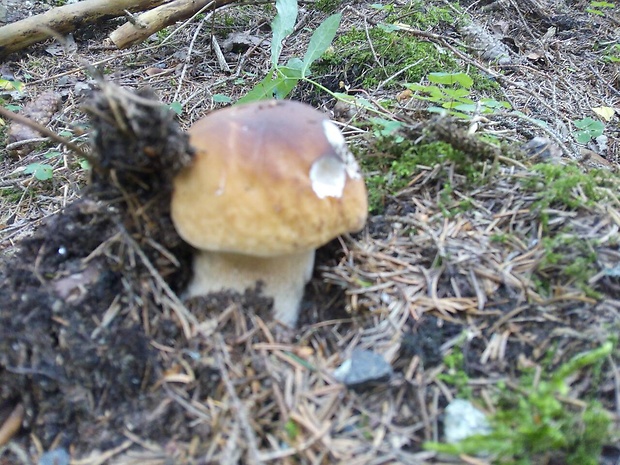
xmin=173 ymin=11 xmax=210 ymax=102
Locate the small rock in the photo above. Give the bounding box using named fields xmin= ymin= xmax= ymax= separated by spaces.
xmin=521 ymin=136 xmax=561 ymax=162
xmin=39 ymin=448 xmax=70 ymax=465
xmin=443 ymin=399 xmax=491 ymax=444
xmin=333 ymin=349 xmax=393 ymax=389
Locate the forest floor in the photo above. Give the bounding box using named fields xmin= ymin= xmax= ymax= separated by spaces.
xmin=0 ymin=0 xmax=619 ymax=464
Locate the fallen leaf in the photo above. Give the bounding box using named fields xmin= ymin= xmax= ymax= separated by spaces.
xmin=592 ymin=106 xmax=616 ymax=121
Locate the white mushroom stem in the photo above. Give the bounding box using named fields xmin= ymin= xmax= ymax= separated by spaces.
xmin=185 ymin=249 xmax=316 ymax=327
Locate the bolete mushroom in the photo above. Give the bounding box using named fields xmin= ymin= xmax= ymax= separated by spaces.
xmin=171 ymin=99 xmax=367 ymax=327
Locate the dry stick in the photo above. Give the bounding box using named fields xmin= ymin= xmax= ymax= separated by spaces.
xmin=109 ymin=0 xmax=238 ymax=49
xmin=173 ymin=10 xmax=210 ymax=103
xmin=0 ymin=0 xmax=170 ymax=56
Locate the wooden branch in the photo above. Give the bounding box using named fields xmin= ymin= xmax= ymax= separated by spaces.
xmin=109 ymin=0 xmax=238 ymax=49
xmin=0 ymin=0 xmax=171 ymax=57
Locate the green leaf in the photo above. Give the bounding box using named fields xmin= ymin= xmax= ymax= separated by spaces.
xmin=452 ymin=103 xmax=478 ymax=112
xmin=405 ymin=83 xmax=446 ymax=101
xmin=44 ymin=151 xmax=62 ymax=159
xmin=441 ymin=88 xmax=471 ymax=99
xmin=80 ymin=159 xmax=91 ymax=170
xmin=480 ymin=98 xmax=512 ymax=110
xmin=286 ymin=57 xmax=304 ymax=70
xmin=302 ymin=13 xmax=342 ymax=76
xmin=284 ymin=419 xmax=300 ymax=440
xmin=370 ymin=117 xmax=404 ymax=142
xmin=377 ymin=22 xmax=400 ymax=33
xmin=237 ymin=65 xmax=302 ymax=104
xmin=573 ymin=117 xmax=605 ymax=143
xmin=270 ymin=0 xmax=298 ymax=66
xmin=272 ymin=64 xmax=303 ymax=99
xmin=168 ymin=101 xmax=183 ymax=115
xmin=428 ymin=72 xmax=474 ymax=88
xmin=238 ymin=72 xmax=281 ymax=103
xmin=333 ymin=93 xmax=374 ymax=110
xmin=24 ymin=163 xmax=53 ymax=181
xmin=0 ymin=79 xmax=24 ymax=92
xmin=212 ymin=93 xmax=232 ymax=103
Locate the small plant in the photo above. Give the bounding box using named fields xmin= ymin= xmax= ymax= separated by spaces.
xmin=601 ymin=43 xmax=620 ymax=63
xmin=572 ymin=117 xmax=605 ymax=144
xmin=426 ymin=342 xmax=614 ymax=464
xmin=0 ymin=79 xmax=24 ymax=93
xmin=24 ymin=163 xmax=54 ymax=181
xmin=0 ymin=79 xmax=24 ymax=116
xmin=239 ymin=0 xmax=342 ymax=102
xmin=586 ymin=1 xmax=615 ymax=16
xmin=406 ymin=72 xmax=511 ymax=120
xmin=437 ymin=344 xmax=473 ymax=398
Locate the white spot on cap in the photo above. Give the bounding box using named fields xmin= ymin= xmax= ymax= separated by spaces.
xmin=322 ymin=120 xmax=362 ymax=180
xmin=310 ymin=155 xmax=346 ymax=199
xmin=323 ymin=119 xmax=347 ymax=148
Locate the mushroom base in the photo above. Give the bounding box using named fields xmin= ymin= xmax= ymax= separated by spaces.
xmin=185 ymin=249 xmax=316 ymax=327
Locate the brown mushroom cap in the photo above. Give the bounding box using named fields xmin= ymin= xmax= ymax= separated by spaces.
xmin=171 ymin=99 xmax=368 ymax=256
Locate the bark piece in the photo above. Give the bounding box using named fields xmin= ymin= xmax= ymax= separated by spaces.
xmin=0 ymin=0 xmax=170 ymax=56
xmin=109 ymin=0 xmax=237 ymax=49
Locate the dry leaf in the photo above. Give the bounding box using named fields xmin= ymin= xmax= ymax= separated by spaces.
xmin=592 ymin=106 xmax=616 ymax=121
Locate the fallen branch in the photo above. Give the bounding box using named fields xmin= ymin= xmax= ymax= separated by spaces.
xmin=0 ymin=0 xmax=170 ymax=57
xmin=109 ymin=0 xmax=238 ymax=49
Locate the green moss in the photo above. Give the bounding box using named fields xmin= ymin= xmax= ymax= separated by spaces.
xmin=1 ymin=187 xmax=26 ymax=203
xmin=527 ymin=163 xmax=611 ymax=207
xmin=314 ymin=1 xmax=498 ymax=94
xmin=522 ymin=163 xmax=617 ymax=227
xmin=438 ymin=344 xmax=473 ymax=398
xmin=156 ymin=28 xmax=171 ymax=41
xmin=389 ymin=0 xmax=456 ymax=29
xmin=312 ymin=0 xmax=343 ymax=13
xmin=539 ymin=234 xmax=601 ymax=298
xmin=318 ymin=26 xmax=456 ymax=89
xmin=427 ymin=342 xmax=613 ymax=464
xmin=517 ymin=162 xmax=620 ymax=297
xmin=360 ymin=134 xmax=479 ymax=213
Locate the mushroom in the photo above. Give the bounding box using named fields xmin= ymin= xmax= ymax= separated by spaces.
xmin=171 ymin=100 xmax=367 ymax=327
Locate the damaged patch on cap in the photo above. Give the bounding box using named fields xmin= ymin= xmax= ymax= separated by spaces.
xmin=309 ymin=154 xmax=346 ymax=199
xmin=322 ymin=120 xmax=362 ymax=180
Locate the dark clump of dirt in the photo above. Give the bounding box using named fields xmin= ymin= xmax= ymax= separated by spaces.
xmin=0 ymin=83 xmax=201 ymax=453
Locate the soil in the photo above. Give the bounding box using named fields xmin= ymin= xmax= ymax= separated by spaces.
xmin=0 ymin=0 xmax=618 ymax=464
